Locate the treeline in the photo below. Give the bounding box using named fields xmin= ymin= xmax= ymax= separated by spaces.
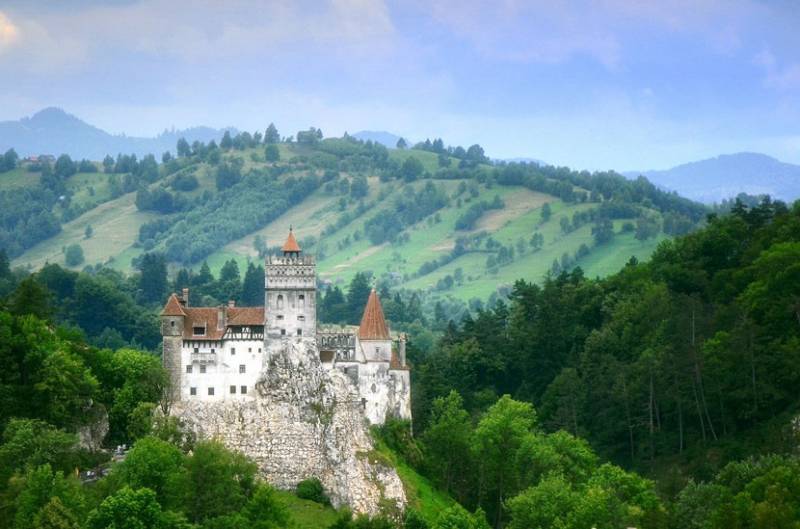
xmin=411 ymin=198 xmax=800 ymax=481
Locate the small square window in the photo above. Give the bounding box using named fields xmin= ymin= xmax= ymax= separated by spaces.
xmin=231 ymin=347 xmax=236 ymax=355
xmin=193 ymin=326 xmax=204 ymax=335
xmin=208 ymin=387 xmax=215 ymax=396
xmin=297 ymin=329 xmax=302 ymax=336
xmin=194 ymin=347 xmax=199 ymax=354
xmin=211 ymin=348 xmax=215 ymax=353
xmin=258 ymin=348 xmax=262 ymax=353
xmin=200 ymin=365 xmax=206 ymax=374
xmin=171 ymin=321 xmax=175 ymax=327
xmin=281 ymin=329 xmax=286 ymax=336
xmin=298 ymin=315 xmax=305 ymax=321
xmin=186 ymin=365 xmax=192 ymax=373
xmin=240 ymin=385 xmax=247 ymax=394
xmin=230 ymin=385 xmax=236 ymax=394
xmin=248 ymin=347 xmax=252 ymax=353
xmin=277 ymin=314 xmax=284 ymax=320
xmin=190 ymin=387 xmax=197 ymax=396
xmin=239 ymin=364 xmax=246 ymax=374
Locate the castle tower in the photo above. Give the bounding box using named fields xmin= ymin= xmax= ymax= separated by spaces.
xmin=161 ymin=292 xmax=186 ymax=402
xmin=358 ymin=289 xmax=392 ymax=362
xmin=264 ymin=228 xmax=317 ymax=346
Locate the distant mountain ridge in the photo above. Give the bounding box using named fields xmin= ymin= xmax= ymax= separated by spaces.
xmin=626 ymin=152 xmax=800 ymax=203
xmin=0 ymin=107 xmax=236 ymax=160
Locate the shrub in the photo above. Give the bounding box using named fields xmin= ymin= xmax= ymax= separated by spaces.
xmin=296 ymin=477 xmax=329 ymax=505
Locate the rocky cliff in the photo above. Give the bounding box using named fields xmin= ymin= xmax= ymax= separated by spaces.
xmin=170 ymin=338 xmax=406 ymax=516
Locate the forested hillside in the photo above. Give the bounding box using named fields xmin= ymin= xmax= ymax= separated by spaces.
xmin=3 ymin=126 xmax=705 ymax=314
xmin=1 ymin=196 xmax=799 ymax=528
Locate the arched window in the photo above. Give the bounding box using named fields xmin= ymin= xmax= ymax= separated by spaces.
xmin=277 ymin=294 xmax=284 ymax=309
xmin=298 ymin=294 xmax=305 ymax=308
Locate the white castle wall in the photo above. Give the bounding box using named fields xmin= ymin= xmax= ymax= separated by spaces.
xmin=180 ymin=339 xmax=265 ymax=400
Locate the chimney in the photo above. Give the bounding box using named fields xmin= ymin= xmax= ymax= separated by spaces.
xmin=181 ymin=288 xmax=189 ymax=307
xmin=228 ymin=300 xmax=235 ymax=308
xmin=218 ymin=307 xmax=225 ymax=330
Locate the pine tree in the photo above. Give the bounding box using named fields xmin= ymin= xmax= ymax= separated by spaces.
xmin=241 ymin=263 xmax=264 ymax=307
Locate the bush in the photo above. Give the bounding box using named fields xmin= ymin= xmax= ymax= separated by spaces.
xmin=296 ymin=477 xmax=329 ymax=505
xmin=64 ymin=244 xmax=84 ymax=267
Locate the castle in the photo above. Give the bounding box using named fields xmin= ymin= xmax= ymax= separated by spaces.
xmin=160 ymin=228 xmax=411 ymax=425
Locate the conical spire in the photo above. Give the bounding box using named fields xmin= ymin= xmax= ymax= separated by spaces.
xmin=161 ymin=293 xmax=186 ymax=316
xmin=281 ymin=226 xmax=301 ymax=254
xmin=359 ymin=289 xmax=390 ymax=340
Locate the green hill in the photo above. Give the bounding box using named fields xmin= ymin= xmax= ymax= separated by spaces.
xmin=5 ymin=135 xmax=703 ymax=304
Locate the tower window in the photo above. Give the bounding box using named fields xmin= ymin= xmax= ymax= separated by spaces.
xmin=298 ymin=315 xmax=305 ymax=321
xmin=239 ymin=364 xmax=246 ymax=373
xmin=208 ymin=387 xmax=215 ymax=396
xmin=200 ymin=365 xmax=206 ymax=374
xmin=186 ymin=365 xmax=192 ymax=373
xmin=277 ymin=295 xmax=284 ymax=309
xmin=230 ymin=385 xmax=236 ymax=394
xmin=193 ymin=326 xmax=205 ymax=335
xmin=298 ymin=294 xmax=305 ymax=308
xmin=277 ymin=315 xmax=284 ymax=320
xmin=231 ymin=347 xmax=236 ymax=355
xmin=190 ymin=387 xmax=197 ymax=396
xmin=171 ymin=321 xmax=175 ymax=327
xmin=281 ymin=329 xmax=286 ymax=336
xmin=194 ymin=347 xmax=199 ymax=354
xmin=241 ymin=385 xmax=247 ymax=394
xmin=297 ymin=329 xmax=302 ymax=336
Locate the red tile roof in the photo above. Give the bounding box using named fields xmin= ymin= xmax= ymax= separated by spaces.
xmin=227 ymin=307 xmax=265 ymax=326
xmin=359 ymin=289 xmax=390 ymax=340
xmin=282 ymin=229 xmax=301 ymax=253
xmin=161 ymin=293 xmax=186 ymax=316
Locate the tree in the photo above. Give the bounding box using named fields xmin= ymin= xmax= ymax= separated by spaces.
xmin=350 ymin=175 xmax=368 ymax=199
xmin=220 ymin=131 xmax=234 ymax=150
xmin=401 ymin=157 xmax=424 ymax=181
xmin=34 ymin=349 xmax=99 ymax=428
xmin=64 ymin=244 xmax=84 ymax=267
xmin=176 ymin=138 xmax=191 ymax=157
xmin=184 ymin=441 xmax=257 ymax=523
xmin=8 ymin=276 xmax=52 ymax=319
xmin=2 ymin=148 xmax=19 ymax=172
xmin=472 ymin=395 xmax=537 ymax=527
xmin=216 ymin=160 xmax=242 ymax=191
xmin=137 ymin=253 xmax=168 ymax=304
xmin=86 ymin=487 xmax=169 ymax=529
xmin=219 ymin=259 xmax=241 ymax=283
xmin=396 ymin=138 xmax=407 ymax=149
xmin=264 ymin=144 xmax=280 ymax=162
xmin=13 ymin=464 xmax=85 ymax=529
xmin=591 ymin=219 xmax=614 ymax=245
xmin=0 ymin=420 xmax=77 ymax=489
xmin=32 ymin=497 xmax=80 ymax=529
xmin=240 ymin=263 xmax=264 ymax=307
xmin=264 ymin=123 xmax=280 ymax=144
xmin=102 ymin=155 xmax=115 ymax=173
xmin=84 ymin=225 xmax=93 ymax=239
xmin=53 ymin=155 xmax=77 ymax=178
xmin=346 ymin=273 xmax=372 ymax=324
xmin=117 ymin=436 xmax=184 ymax=507
xmin=540 ymin=203 xmax=551 ymax=222
xmin=421 ymin=391 xmax=473 ymax=501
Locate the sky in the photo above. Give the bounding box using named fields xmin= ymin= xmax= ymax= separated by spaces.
xmin=0 ymin=0 xmax=799 ymax=170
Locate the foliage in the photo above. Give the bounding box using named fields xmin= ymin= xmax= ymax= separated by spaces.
xmin=296 ymin=478 xmax=330 ymax=505
xmin=64 ymin=244 xmax=84 ymax=267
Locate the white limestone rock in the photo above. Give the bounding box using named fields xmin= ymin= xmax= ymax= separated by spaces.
xmin=171 ymin=338 xmax=406 ymax=516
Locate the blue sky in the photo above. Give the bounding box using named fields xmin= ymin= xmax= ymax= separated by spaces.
xmin=0 ymin=0 xmax=798 ymax=170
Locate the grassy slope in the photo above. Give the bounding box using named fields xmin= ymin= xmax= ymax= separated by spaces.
xmin=275 ymin=490 xmax=339 ymax=529
xmin=10 ymin=145 xmax=669 ymax=298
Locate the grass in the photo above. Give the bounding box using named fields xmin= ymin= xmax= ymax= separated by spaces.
xmin=12 ymin=191 xmax=158 ymax=271
xmin=370 ymin=439 xmax=455 ymax=523
xmin=0 ymin=166 xmax=39 ymax=190
xmin=275 ymin=490 xmax=339 ymax=529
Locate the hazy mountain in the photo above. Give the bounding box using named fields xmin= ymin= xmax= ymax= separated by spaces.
xmin=352 ymin=130 xmax=404 ymax=148
xmin=626 ymin=152 xmax=800 ymax=203
xmin=0 ymin=107 xmax=236 ymax=160
xmin=501 ymin=157 xmax=548 ymax=166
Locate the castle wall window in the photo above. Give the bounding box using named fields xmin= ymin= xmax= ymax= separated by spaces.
xmin=186 ymin=365 xmax=192 ymax=373
xmin=193 ymin=326 xmax=204 ymax=335
xmin=231 ymin=347 xmax=236 ymax=355
xmin=277 ymin=315 xmax=284 ymax=320
xmin=171 ymin=321 xmax=175 ymax=327
xmin=277 ymin=295 xmax=284 ymax=309
xmin=211 ymin=348 xmax=215 ymax=353
xmin=190 ymin=387 xmax=197 ymax=396
xmin=298 ymin=315 xmax=305 ymax=321
xmin=258 ymin=348 xmax=262 ymax=353
xmin=248 ymin=347 xmax=252 ymax=353
xmin=230 ymin=385 xmax=236 ymax=394
xmin=281 ymin=329 xmax=286 ymax=336
xmin=239 ymin=365 xmax=246 ymax=374
xmin=208 ymin=387 xmax=215 ymax=396
xmin=240 ymin=386 xmax=247 ymax=394
xmin=299 ymin=294 xmax=305 ymax=308
xmin=297 ymin=329 xmax=302 ymax=336
xmin=194 ymin=347 xmax=199 ymax=354
xmin=200 ymin=365 xmax=206 ymax=374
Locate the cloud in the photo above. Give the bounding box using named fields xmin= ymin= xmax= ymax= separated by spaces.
xmin=0 ymin=11 xmax=20 ymax=52
xmin=0 ymin=0 xmax=396 ymax=70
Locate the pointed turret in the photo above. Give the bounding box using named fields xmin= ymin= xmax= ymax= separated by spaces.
xmin=161 ymin=293 xmax=186 ymax=316
xmin=281 ymin=227 xmax=301 ymax=256
xmin=359 ymin=289 xmax=390 ymax=340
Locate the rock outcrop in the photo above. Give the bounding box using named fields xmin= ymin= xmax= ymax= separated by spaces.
xmin=171 ymin=338 xmax=406 ymax=515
